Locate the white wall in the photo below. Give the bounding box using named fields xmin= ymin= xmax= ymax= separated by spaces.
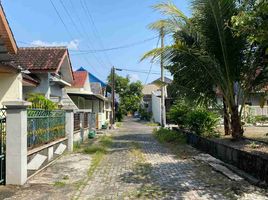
xmin=0 ymin=73 xmax=22 ymax=106
xmin=152 ymin=92 xmax=161 ymax=124
xmin=23 ymin=74 xmax=49 ymax=99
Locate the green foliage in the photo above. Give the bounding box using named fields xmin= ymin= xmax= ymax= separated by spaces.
xmin=142 ymin=0 xmax=268 ymax=139
xmin=167 ymin=100 xmax=190 ymax=126
xmin=115 ymin=106 xmax=124 ymax=122
xmin=231 ymin=0 xmax=268 ymax=46
xmin=139 ymin=107 xmax=152 ymax=121
xmin=167 ymin=100 xmax=219 ymax=137
xmin=108 ymin=72 xmax=143 ymax=115
xmin=255 ymin=115 xmax=268 ymax=123
xmin=83 ymin=145 xmax=107 ymax=154
xmin=153 ymin=127 xmax=186 ymax=144
xmin=27 ymin=93 xmax=57 ymax=110
xmin=185 ymin=109 xmax=220 ymax=137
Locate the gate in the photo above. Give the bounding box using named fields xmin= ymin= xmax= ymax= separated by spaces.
xmin=0 ymin=108 xmax=6 ymax=184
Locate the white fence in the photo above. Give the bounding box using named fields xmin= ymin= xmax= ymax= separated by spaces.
xmin=243 ymin=106 xmax=268 ymax=116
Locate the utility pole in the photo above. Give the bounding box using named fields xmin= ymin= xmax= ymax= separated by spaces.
xmin=111 ymin=66 xmax=115 ymax=126
xmin=160 ymin=27 xmax=166 ymax=127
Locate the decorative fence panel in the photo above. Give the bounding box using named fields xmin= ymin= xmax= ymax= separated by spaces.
xmin=27 ymin=109 xmax=66 ymax=149
xmin=74 ymin=112 xmax=80 ymax=131
xmin=0 ymin=108 xmax=6 ymax=185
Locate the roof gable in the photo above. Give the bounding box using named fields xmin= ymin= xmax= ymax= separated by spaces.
xmin=0 ymin=3 xmax=17 ymax=54
xmin=77 ymin=67 xmax=107 ymax=87
xmin=73 ymin=71 xmax=88 ymax=88
xmin=151 ymin=77 xmax=172 ymax=85
xmin=14 ymin=47 xmax=67 ymax=71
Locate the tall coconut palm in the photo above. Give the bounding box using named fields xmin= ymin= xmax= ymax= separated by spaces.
xmin=142 ymin=0 xmax=268 ymax=139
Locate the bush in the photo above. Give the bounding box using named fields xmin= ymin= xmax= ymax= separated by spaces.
xmin=167 ymin=100 xmax=190 ymax=126
xmin=27 ymin=93 xmax=57 ymax=110
xmin=139 ymin=108 xmax=152 ymax=121
xmin=153 ymin=127 xmax=186 ymax=144
xmin=116 ymin=107 xmax=124 ymax=122
xmin=185 ymin=109 xmax=219 ymax=137
xmin=255 ymin=115 xmax=268 ymax=123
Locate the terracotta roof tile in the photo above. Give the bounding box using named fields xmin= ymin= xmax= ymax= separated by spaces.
xmin=13 ymin=47 xmax=67 ymax=71
xmin=73 ymin=71 xmax=88 ymax=88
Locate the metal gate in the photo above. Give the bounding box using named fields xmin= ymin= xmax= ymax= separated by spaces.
xmin=0 ymin=108 xmax=6 ymax=184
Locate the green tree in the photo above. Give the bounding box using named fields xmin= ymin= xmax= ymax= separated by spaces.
xmin=142 ymin=1 xmax=268 ymax=139
xmin=107 ymin=73 xmax=143 ymax=116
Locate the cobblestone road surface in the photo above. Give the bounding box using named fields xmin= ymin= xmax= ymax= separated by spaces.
xmin=77 ymin=118 xmax=268 ymax=200
xmin=1 ymin=118 xmax=268 ymax=200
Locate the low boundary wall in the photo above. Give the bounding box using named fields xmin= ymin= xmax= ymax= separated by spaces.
xmin=174 ymin=128 xmax=268 ymax=185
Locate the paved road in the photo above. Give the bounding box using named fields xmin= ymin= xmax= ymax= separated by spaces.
xmin=77 ymin=118 xmax=268 ymax=200
xmin=2 ymin=118 xmax=267 ymax=200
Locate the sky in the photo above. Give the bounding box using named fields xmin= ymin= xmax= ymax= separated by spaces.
xmin=2 ymin=0 xmax=191 ymax=84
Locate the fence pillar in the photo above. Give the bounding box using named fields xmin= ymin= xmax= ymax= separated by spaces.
xmin=3 ymin=100 xmax=31 ymax=185
xmin=65 ymin=109 xmax=74 ymax=152
xmin=80 ymin=112 xmax=84 ymax=142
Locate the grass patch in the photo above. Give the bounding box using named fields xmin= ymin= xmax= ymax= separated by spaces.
xmin=153 ymin=127 xmax=186 ymax=144
xmin=99 ymin=135 xmax=113 ymax=147
xmin=88 ymin=151 xmax=105 ymax=176
xmin=54 ymin=181 xmax=66 ymax=187
xmin=83 ymin=145 xmax=107 ymax=154
xmin=115 ymin=122 xmax=122 ymax=127
xmin=146 ymin=122 xmax=159 ymax=127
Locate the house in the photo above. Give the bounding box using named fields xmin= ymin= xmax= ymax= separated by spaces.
xmin=142 ymin=77 xmax=172 ymax=112
xmin=0 ymin=3 xmax=22 ymax=107
xmin=142 ymin=77 xmax=173 ymax=124
xmin=66 ymin=68 xmax=112 ymax=129
xmin=12 ymin=47 xmax=74 ymax=104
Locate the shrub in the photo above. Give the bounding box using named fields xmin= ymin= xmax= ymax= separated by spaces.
xmin=255 ymin=115 xmax=268 ymax=123
xmin=139 ymin=108 xmax=152 ymax=121
xmin=153 ymin=127 xmax=186 ymax=144
xmin=27 ymin=93 xmax=57 ymax=110
xmin=185 ymin=109 xmax=219 ymax=137
xmin=167 ymin=100 xmax=190 ymax=126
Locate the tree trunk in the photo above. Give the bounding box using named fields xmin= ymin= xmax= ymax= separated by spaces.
xmin=223 ymin=98 xmax=230 ymax=135
xmin=230 ymin=105 xmax=243 ymax=140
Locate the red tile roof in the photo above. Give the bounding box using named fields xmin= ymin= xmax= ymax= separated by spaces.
xmin=13 ymin=47 xmax=67 ymax=71
xmin=73 ymin=71 xmax=88 ymax=88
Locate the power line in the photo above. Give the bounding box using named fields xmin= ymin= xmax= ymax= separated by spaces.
xmin=17 ymin=35 xmax=158 ymax=55
xmin=58 ymin=0 xmax=109 ymax=70
xmin=80 ymin=0 xmax=113 ymax=66
xmin=119 ymin=68 xmax=161 ymax=75
xmin=48 ymin=0 xmax=102 ymax=77
xmin=70 ymin=36 xmax=158 ymax=55
xmin=144 ymin=35 xmax=161 ymax=84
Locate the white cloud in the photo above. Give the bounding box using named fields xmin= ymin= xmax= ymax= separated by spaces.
xmin=129 ymin=74 xmax=140 ymax=82
xmin=30 ymin=39 xmax=80 ymax=50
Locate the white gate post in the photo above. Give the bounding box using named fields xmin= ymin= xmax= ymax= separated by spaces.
xmin=65 ymin=109 xmax=74 ymax=152
xmin=3 ymin=100 xmax=31 ymax=185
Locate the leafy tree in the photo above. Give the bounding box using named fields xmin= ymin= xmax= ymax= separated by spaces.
xmin=107 ymin=73 xmax=143 ymax=116
xmin=142 ymin=1 xmax=268 ymax=140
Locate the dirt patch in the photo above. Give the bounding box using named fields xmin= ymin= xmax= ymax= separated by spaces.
xmin=217 ymin=126 xmax=268 ymax=157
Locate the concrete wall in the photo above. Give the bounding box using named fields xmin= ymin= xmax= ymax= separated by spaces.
xmin=0 ymin=73 xmax=22 ymax=107
xmin=23 ymin=73 xmax=63 ymax=103
xmin=27 ymin=139 xmax=68 ymax=177
xmin=23 ymin=74 xmax=49 ymax=99
xmin=152 ymin=92 xmax=161 ymax=124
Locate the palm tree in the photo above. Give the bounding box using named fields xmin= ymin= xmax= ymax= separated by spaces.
xmin=142 ymin=0 xmax=268 ymax=139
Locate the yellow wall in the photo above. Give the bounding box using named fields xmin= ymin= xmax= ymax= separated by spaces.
xmin=0 ymin=73 xmax=22 ymax=106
